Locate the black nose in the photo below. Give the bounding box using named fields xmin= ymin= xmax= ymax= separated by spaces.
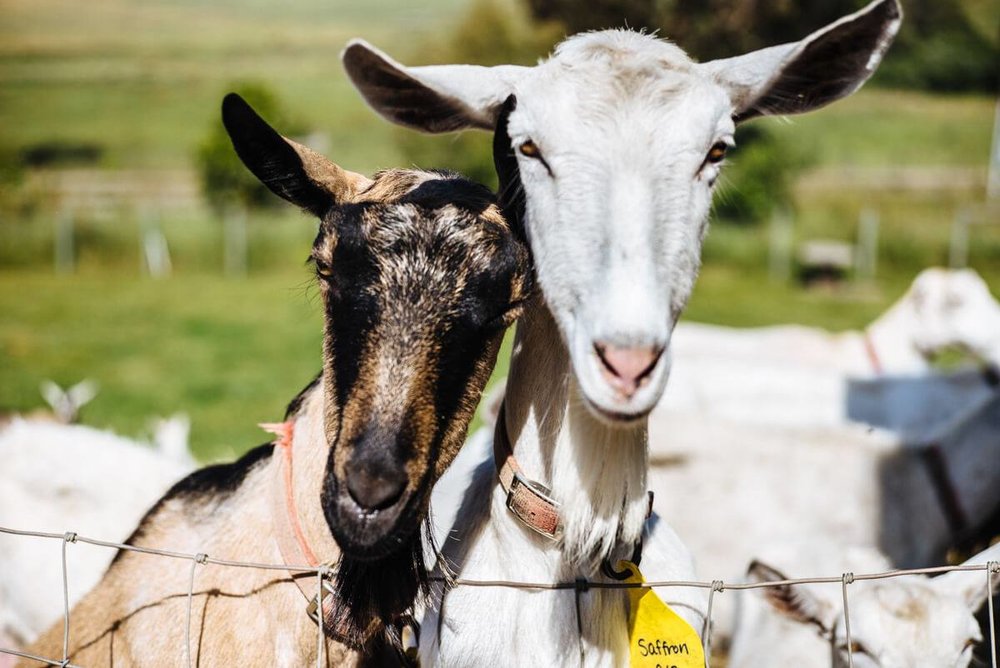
xmin=346 ymin=463 xmax=407 ymax=511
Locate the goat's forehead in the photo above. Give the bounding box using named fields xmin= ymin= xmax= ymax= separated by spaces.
xmin=552 ymin=30 xmax=696 ymax=73
xmin=514 ymin=49 xmax=731 ymax=150
xmin=318 ymin=203 xmax=513 ymax=279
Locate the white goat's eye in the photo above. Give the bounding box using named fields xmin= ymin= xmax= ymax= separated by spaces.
xmin=519 ymin=140 xmax=541 ymax=158
xmin=518 ymin=139 xmax=553 ymax=177
xmin=706 ymin=142 xmax=728 ymax=164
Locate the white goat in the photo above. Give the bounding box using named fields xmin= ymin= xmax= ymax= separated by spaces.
xmin=647 ymin=390 xmax=1000 ymax=643
xmin=728 ymin=540 xmax=1000 ymax=668
xmin=660 ymin=267 xmax=1000 ymax=430
xmin=0 ymin=420 xmax=195 ymax=648
xmin=0 ymin=380 xmax=98 ymax=428
xmin=344 ymin=1 xmax=902 ymax=665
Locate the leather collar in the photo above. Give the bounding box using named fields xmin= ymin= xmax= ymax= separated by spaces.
xmin=493 ymin=402 xmax=656 ymax=544
xmin=492 ymin=403 xmax=562 ymax=540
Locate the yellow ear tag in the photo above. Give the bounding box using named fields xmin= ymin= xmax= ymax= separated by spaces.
xmin=618 ymin=560 xmax=706 ymax=668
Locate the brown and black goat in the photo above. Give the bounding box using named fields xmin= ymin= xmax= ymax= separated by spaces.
xmin=23 ymin=93 xmax=530 ymax=667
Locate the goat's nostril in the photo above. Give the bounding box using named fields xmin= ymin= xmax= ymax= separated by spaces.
xmin=594 ymin=343 xmax=663 ymax=398
xmin=345 ymin=466 xmax=407 ymax=512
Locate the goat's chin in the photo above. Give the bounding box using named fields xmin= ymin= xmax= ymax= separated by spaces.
xmin=580 ymin=397 xmax=653 ymax=427
xmin=332 ymin=536 xmax=428 ymax=652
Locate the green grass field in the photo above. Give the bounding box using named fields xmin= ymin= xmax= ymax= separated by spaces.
xmin=0 ymin=0 xmax=472 ymax=172
xmin=2 ymin=0 xmax=998 ymax=461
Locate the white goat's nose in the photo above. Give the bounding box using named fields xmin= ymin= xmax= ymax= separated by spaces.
xmin=594 ymin=343 xmax=663 ymax=399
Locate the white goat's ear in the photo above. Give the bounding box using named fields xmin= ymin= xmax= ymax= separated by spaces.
xmin=748 ymin=560 xmax=834 ymax=635
xmin=39 ymin=380 xmax=67 ymax=414
xmin=700 ymin=0 xmax=902 ymax=122
xmin=342 ymin=39 xmax=529 ymax=133
xmin=67 ymin=379 xmax=99 ymax=410
xmin=222 ymin=93 xmax=371 ymax=216
xmin=932 ymin=542 xmax=1000 ymax=612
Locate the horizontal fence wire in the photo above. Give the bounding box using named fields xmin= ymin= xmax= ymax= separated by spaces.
xmin=1 ymin=525 xmax=997 ymax=668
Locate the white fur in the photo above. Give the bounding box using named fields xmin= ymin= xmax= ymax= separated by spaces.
xmin=728 ymin=540 xmax=1000 ymax=668
xmin=0 ymin=420 xmax=194 ymax=646
xmin=345 ymin=2 xmax=903 ymax=665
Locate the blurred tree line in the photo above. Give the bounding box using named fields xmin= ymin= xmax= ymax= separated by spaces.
xmin=526 ymin=0 xmax=997 ymax=92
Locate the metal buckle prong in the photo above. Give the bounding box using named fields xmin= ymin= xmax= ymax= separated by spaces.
xmin=306 ymin=579 xmax=338 ymax=624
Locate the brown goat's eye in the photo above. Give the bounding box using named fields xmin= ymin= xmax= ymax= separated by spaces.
xmin=316 ymin=265 xmax=333 ymax=279
xmin=519 ymin=140 xmax=541 ymax=158
xmin=706 ymin=142 xmax=728 ymax=164
xmin=483 ymin=300 xmax=527 ymax=331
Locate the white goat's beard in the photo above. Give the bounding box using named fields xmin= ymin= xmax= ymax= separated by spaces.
xmin=551 ymin=387 xmax=649 ymax=569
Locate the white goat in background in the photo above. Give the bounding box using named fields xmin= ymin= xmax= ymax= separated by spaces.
xmin=0 ymin=380 xmax=98 ymax=428
xmin=0 ymin=420 xmax=196 ymax=649
xmin=660 ymin=267 xmax=1000 ymax=430
xmin=38 ymin=380 xmax=99 ymax=425
xmin=916 ymin=267 xmax=1000 ymax=365
xmin=728 ymin=540 xmax=1000 ymax=668
xmin=344 ymin=0 xmax=902 ymax=665
xmin=647 ymin=390 xmax=1000 ymax=643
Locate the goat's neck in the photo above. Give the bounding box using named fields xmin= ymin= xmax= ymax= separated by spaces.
xmin=861 ymin=300 xmax=927 ymax=373
xmin=501 ymin=302 xmax=649 ymax=572
xmin=286 ymin=386 xmax=341 ymax=563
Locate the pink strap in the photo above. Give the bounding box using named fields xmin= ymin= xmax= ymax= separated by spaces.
xmin=263 ymin=421 xmax=348 ymax=641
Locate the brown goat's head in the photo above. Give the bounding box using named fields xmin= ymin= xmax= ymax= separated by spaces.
xmin=222 ymin=94 xmax=531 ymax=560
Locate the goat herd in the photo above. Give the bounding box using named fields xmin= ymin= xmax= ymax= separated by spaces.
xmin=2 ymin=0 xmax=999 ymax=665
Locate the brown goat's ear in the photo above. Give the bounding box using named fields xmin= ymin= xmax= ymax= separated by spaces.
xmin=221 ymin=93 xmax=371 ymax=216
xmin=748 ymin=560 xmax=835 ymax=636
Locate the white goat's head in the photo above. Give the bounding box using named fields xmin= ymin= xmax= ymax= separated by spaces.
xmin=344 ymin=0 xmax=901 ymax=422
xmin=749 ymin=544 xmax=1000 ymax=668
xmin=904 ymin=267 xmax=1000 ymax=365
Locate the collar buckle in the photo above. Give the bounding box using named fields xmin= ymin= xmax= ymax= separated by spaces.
xmin=506 ymin=472 xmax=562 ymax=540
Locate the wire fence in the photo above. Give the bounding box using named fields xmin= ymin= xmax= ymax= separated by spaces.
xmin=1 ymin=524 xmax=997 ymax=668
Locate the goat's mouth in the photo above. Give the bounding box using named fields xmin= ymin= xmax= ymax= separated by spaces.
xmin=322 ymin=474 xmax=430 ymax=561
xmin=581 ymin=396 xmax=654 ymax=425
